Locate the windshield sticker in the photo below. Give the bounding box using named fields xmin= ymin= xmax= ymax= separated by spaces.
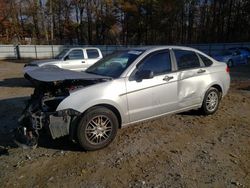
xmin=128 ymin=50 xmax=143 ymax=55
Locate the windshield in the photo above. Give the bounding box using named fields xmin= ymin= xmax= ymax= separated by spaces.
xmin=86 ymin=50 xmax=144 ymax=78
xmin=55 ymin=49 xmax=69 ymax=59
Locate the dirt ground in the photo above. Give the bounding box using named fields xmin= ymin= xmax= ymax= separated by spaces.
xmin=0 ymin=60 xmax=250 ymax=188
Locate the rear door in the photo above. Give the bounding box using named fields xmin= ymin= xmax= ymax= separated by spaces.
xmin=61 ymin=49 xmax=85 ymax=71
xmin=173 ymin=49 xmax=211 ymax=108
xmin=85 ymin=49 xmax=102 ymax=68
xmin=126 ymin=49 xmax=178 ymax=122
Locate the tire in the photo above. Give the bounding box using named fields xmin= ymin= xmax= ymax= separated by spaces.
xmin=200 ymin=87 xmax=220 ymax=115
xmin=77 ymin=106 xmax=118 ymax=151
xmin=227 ymin=60 xmax=234 ymax=67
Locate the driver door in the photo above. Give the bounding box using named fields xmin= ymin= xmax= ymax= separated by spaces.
xmin=125 ymin=50 xmax=178 ymax=123
xmin=61 ymin=49 xmax=85 ymax=71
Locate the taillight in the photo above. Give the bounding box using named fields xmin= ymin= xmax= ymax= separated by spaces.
xmin=226 ymin=66 xmax=230 ymax=73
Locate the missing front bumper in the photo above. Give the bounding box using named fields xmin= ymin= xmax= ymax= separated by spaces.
xmin=18 ymin=106 xmax=81 ymax=140
xmin=49 ymin=115 xmax=70 ymax=139
xmin=43 ymin=109 xmax=81 ymax=139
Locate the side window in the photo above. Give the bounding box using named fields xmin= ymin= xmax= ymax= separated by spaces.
xmin=86 ymin=49 xmax=100 ymax=59
xmin=198 ymin=54 xmax=213 ymax=66
xmin=174 ymin=50 xmax=201 ymax=70
xmin=137 ymin=50 xmax=171 ymax=75
xmin=68 ymin=50 xmax=84 ymax=60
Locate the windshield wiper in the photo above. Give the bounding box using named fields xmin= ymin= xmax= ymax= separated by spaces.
xmin=85 ymin=70 xmax=113 ymax=79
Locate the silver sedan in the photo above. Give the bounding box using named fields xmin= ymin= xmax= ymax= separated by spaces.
xmin=18 ymin=46 xmax=230 ymax=150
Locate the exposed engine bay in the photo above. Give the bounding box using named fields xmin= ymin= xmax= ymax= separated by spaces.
xmin=15 ymin=67 xmax=111 ymax=148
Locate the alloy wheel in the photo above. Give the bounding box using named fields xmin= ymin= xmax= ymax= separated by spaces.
xmin=85 ymin=115 xmax=113 ymax=145
xmin=206 ymin=91 xmax=219 ymax=112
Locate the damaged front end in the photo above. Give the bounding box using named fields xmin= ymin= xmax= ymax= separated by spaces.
xmin=15 ymin=80 xmax=80 ymax=148
xmin=15 ymin=71 xmax=109 ymax=148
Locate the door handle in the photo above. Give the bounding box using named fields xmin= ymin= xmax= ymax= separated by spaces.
xmin=197 ymin=69 xmax=206 ymax=74
xmin=163 ymin=76 xmax=174 ymax=81
xmin=82 ymin=61 xmax=85 ymax=63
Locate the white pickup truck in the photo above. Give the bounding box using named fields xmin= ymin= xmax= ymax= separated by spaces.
xmin=24 ymin=47 xmax=103 ymax=72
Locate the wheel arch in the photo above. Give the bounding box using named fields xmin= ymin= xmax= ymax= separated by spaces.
xmin=91 ymin=104 xmax=122 ymax=128
xmin=69 ymin=103 xmax=122 ymax=142
xmin=210 ymin=84 xmax=223 ymax=99
xmin=202 ymin=83 xmax=223 ymax=102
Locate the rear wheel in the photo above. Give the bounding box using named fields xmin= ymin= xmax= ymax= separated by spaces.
xmin=200 ymin=87 xmax=220 ymax=115
xmin=77 ymin=106 xmax=118 ymax=151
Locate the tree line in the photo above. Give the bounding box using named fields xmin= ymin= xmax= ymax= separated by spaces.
xmin=0 ymin=0 xmax=249 ymax=45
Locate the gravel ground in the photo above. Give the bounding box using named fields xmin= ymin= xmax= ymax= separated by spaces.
xmin=0 ymin=60 xmax=250 ymax=187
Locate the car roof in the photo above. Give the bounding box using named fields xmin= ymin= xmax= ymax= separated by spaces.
xmin=131 ymin=46 xmax=213 ymax=59
xmin=133 ymin=45 xmax=197 ymax=51
xmin=68 ymin=47 xmax=100 ymax=50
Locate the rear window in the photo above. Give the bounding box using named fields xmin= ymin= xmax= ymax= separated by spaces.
xmin=174 ymin=49 xmax=201 ymax=70
xmin=87 ymin=49 xmax=100 ymax=59
xmin=199 ymin=54 xmax=213 ymax=66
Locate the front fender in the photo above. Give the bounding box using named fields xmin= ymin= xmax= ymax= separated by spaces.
xmin=56 ymin=79 xmax=129 ymax=124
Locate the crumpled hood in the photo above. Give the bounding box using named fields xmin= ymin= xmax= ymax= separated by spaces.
xmin=29 ymin=59 xmax=61 ymax=66
xmin=26 ymin=66 xmax=111 ymax=82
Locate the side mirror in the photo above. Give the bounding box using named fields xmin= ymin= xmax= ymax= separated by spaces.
xmin=64 ymin=55 xmax=69 ymax=60
xmin=135 ymin=70 xmax=154 ymax=81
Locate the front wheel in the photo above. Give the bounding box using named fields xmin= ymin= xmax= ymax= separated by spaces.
xmin=200 ymin=87 xmax=220 ymax=115
xmin=77 ymin=106 xmax=118 ymax=151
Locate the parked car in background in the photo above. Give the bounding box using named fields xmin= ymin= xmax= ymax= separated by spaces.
xmin=24 ymin=47 xmax=103 ymax=72
xmin=228 ymin=47 xmax=250 ymax=60
xmin=16 ymin=46 xmax=230 ymax=151
xmin=212 ymin=49 xmax=248 ymax=67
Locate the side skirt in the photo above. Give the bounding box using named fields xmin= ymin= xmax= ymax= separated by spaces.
xmin=121 ymin=104 xmax=202 ymax=128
